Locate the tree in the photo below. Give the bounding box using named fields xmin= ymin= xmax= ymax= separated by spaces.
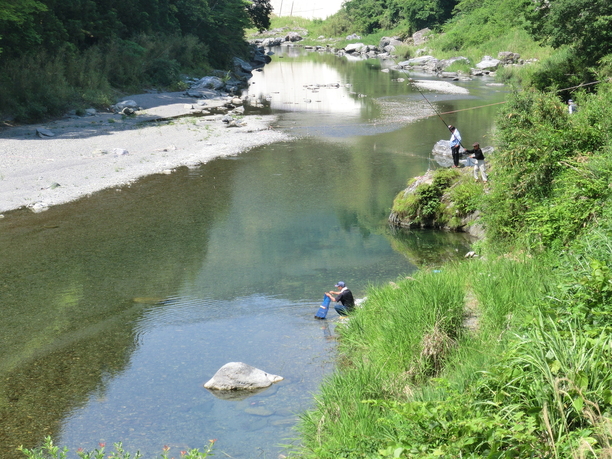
xmin=0 ymin=0 xmax=46 ymax=23
xmin=247 ymin=0 xmax=272 ymax=32
xmin=400 ymin=0 xmax=457 ymax=32
xmin=0 ymin=0 xmax=47 ymax=55
xmin=530 ymin=0 xmax=612 ymax=66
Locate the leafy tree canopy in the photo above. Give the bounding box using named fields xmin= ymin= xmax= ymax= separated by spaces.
xmin=247 ymin=0 xmax=273 ymax=32
xmin=0 ymin=0 xmax=46 ymax=23
xmin=530 ymin=0 xmax=612 ymax=65
xmin=342 ymin=0 xmax=458 ymax=35
xmin=0 ymin=0 xmax=257 ymax=67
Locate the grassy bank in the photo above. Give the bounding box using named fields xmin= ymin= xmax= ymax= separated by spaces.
xmin=292 ymin=77 xmax=612 ymax=457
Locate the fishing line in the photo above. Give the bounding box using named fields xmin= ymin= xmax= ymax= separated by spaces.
xmin=390 ymin=58 xmax=464 ymax=169
xmin=390 ymin=60 xmax=454 ymax=128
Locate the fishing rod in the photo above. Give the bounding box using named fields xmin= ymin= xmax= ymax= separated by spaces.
xmin=390 ymin=58 xmax=467 ymax=170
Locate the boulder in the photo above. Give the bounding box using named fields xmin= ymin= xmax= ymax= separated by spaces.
xmin=498 ymin=51 xmax=520 ymax=65
xmin=400 ymin=55 xmax=437 ymax=67
xmin=113 ymin=100 xmax=140 ymax=111
xmin=261 ymin=37 xmax=284 ymax=47
xmin=476 ymin=56 xmax=500 ymax=70
xmin=192 ymin=76 xmax=225 ymax=91
xmin=185 ymin=88 xmax=220 ymax=99
xmin=284 ymin=32 xmax=303 ymax=42
xmin=204 ymin=362 xmax=283 ymax=391
xmin=379 ymin=36 xmax=403 ymax=51
xmin=36 ymin=128 xmax=55 ymax=138
xmin=437 ymin=56 xmax=469 ymax=71
xmin=412 ymin=28 xmax=432 ymax=46
xmin=345 ymin=43 xmax=366 ymax=54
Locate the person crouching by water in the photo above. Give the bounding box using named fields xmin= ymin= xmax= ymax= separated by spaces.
xmin=449 ymin=125 xmax=462 ymax=168
xmin=325 ymin=281 xmax=355 ymax=317
xmin=465 ymin=142 xmax=488 ymax=182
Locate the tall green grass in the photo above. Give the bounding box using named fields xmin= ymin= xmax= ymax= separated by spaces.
xmin=0 ymin=35 xmax=209 ymax=123
xmin=297 ymin=267 xmax=468 ymax=457
xmin=294 ymin=249 xmax=612 ymax=458
xmin=467 ymin=253 xmax=554 ymax=332
xmin=344 ymin=270 xmax=465 ymax=375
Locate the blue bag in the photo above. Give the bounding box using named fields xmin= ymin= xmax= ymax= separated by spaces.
xmin=315 ymin=295 xmax=331 ymax=319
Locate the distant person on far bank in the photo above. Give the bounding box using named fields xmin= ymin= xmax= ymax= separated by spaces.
xmin=568 ymin=99 xmax=578 ymax=114
xmin=449 ymin=125 xmax=462 ymax=168
xmin=464 ymin=142 xmax=488 ymax=182
xmin=325 ymin=281 xmax=355 ymax=317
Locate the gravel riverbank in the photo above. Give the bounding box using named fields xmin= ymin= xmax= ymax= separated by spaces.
xmin=0 ymin=91 xmax=290 ymax=214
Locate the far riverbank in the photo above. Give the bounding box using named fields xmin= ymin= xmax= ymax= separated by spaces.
xmin=0 ymin=91 xmax=290 ymax=214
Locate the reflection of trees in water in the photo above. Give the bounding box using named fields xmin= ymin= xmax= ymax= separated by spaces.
xmin=0 ymin=310 xmax=142 ymax=458
xmin=387 ymin=226 xmax=474 ymax=268
xmin=0 ymin=159 xmax=237 ymax=456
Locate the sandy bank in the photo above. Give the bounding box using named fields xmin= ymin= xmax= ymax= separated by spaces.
xmin=0 ymin=92 xmax=291 ymax=214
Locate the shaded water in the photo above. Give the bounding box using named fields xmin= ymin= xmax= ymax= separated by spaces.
xmin=0 ymin=49 xmax=506 ymax=458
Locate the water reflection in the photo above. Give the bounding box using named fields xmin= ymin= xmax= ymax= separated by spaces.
xmin=0 ymin=51 xmax=504 ymax=459
xmin=249 ymin=57 xmax=363 ymax=114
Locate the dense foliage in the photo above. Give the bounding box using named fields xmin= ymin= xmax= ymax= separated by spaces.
xmin=484 ymin=85 xmax=612 ymax=251
xmin=529 ymin=0 xmax=612 ymax=67
xmin=0 ymin=0 xmax=272 ymax=121
xmin=339 ymin=0 xmax=458 ymax=35
xmin=0 ymin=0 xmax=258 ymax=66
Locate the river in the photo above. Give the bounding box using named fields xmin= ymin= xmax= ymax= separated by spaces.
xmin=0 ymin=48 xmax=507 ymax=458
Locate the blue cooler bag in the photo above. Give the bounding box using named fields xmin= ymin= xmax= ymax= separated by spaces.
xmin=315 ymin=295 xmax=331 ymax=319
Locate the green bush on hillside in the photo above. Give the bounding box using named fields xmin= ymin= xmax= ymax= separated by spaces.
xmin=483 ymin=84 xmax=612 ymax=251
xmin=391 ymin=168 xmax=484 ymax=230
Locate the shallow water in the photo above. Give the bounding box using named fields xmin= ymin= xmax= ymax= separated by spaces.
xmin=0 ymin=49 xmax=506 ymax=458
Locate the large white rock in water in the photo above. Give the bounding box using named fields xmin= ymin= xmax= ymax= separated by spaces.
xmin=204 ymin=362 xmax=283 ymax=391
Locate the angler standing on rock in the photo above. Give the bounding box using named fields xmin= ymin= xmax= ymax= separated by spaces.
xmin=449 ymin=125 xmax=462 ymax=168
xmin=464 ymin=142 xmax=488 ymax=182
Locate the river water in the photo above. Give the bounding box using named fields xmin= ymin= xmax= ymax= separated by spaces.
xmin=0 ymin=48 xmax=506 ymax=458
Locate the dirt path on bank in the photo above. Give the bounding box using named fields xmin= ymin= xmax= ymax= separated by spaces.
xmin=0 ymin=92 xmax=290 ymax=214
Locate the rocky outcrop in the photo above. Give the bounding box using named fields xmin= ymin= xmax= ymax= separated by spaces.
xmin=432 ymin=140 xmax=495 ymax=168
xmin=388 ymin=159 xmax=491 ymax=237
xmin=476 ymin=55 xmax=501 ymax=70
xmin=411 ymin=28 xmax=432 ymax=46
xmin=184 ymin=44 xmax=272 ymax=99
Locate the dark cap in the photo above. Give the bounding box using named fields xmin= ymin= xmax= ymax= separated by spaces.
xmin=335 ymin=281 xmax=345 ymax=288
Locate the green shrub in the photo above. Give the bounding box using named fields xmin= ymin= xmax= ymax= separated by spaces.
xmin=18 ymin=437 xmax=215 ymax=459
xmin=145 ymin=58 xmax=181 ymax=86
xmin=483 ymin=84 xmax=612 ymax=251
xmin=447 ymin=179 xmax=482 ymax=215
xmin=0 ymin=33 xmax=217 ymax=121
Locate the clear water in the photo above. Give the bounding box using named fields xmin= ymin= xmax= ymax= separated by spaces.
xmin=0 ymin=49 xmax=506 ymax=458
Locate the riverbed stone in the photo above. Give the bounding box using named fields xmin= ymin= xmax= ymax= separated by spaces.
xmin=412 ymin=28 xmax=432 ymax=46
xmin=244 ymin=406 xmax=274 ymax=416
xmin=476 ymin=56 xmax=500 ymax=70
xmin=36 ymin=128 xmax=55 ymax=138
xmin=204 ymin=362 xmax=283 ymax=391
